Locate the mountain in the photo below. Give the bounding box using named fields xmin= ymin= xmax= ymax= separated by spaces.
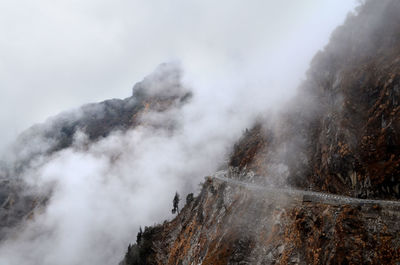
xmin=1 ymin=0 xmax=400 ymax=264
xmin=120 ymin=1 xmax=400 ymax=264
xmin=0 ymin=63 xmax=191 ymax=241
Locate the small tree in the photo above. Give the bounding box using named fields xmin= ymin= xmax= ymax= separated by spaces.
xmin=136 ymin=226 xmax=143 ymax=244
xmin=172 ymin=192 xmax=180 ymax=214
xmin=186 ymin=193 xmax=194 ymax=205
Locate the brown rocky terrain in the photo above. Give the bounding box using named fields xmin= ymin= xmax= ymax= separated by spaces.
xmin=121 ymin=174 xmax=400 ymax=264
xmin=121 ymin=1 xmax=400 ymax=264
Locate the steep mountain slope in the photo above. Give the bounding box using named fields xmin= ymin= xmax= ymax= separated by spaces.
xmin=122 ymin=171 xmax=400 ymax=264
xmin=121 ymin=1 xmax=400 ymax=264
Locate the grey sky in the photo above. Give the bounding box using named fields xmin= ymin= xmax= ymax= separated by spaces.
xmin=0 ymin=0 xmax=357 ymax=152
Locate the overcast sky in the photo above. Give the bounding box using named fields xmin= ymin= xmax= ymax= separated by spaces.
xmin=0 ymin=0 xmax=357 ymax=153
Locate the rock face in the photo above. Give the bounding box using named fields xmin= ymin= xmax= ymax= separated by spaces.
xmin=302 ymin=0 xmax=400 ymax=200
xmin=121 ymin=1 xmax=400 ymax=264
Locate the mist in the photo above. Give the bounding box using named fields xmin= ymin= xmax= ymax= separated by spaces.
xmin=0 ymin=1 xmax=358 ymax=264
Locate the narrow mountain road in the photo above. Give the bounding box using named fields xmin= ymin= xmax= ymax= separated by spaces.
xmin=213 ymin=171 xmax=400 ymax=207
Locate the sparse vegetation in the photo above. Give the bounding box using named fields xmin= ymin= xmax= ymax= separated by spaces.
xmin=172 ymin=191 xmax=180 ymax=214
xmin=186 ymin=193 xmax=194 ymax=205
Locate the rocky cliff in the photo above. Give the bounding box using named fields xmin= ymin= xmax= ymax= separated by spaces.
xmin=121 ymin=1 xmax=400 ymax=264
